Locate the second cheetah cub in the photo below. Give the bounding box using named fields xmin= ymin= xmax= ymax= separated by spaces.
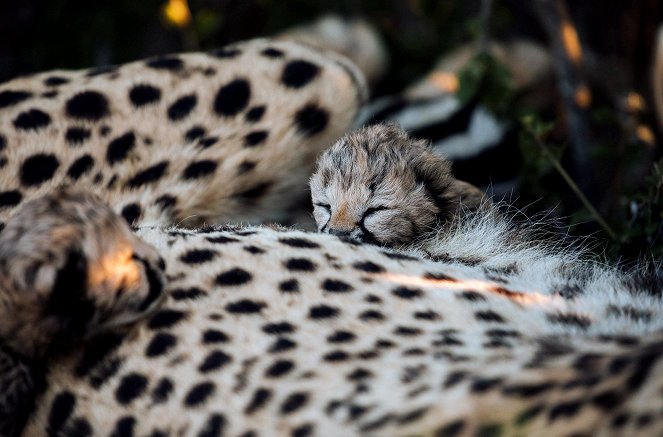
xmin=310 ymin=123 xmax=486 ymax=247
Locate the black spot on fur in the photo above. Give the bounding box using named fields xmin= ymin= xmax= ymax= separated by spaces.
xmin=206 ymin=235 xmax=239 ymax=244
xmin=106 ymin=132 xmax=136 ymax=165
xmin=20 ymin=153 xmax=59 ymax=186
xmin=236 ymin=182 xmax=271 ymax=200
xmin=359 ymin=310 xmax=385 ymax=321
xmin=184 ymin=382 xmax=215 ymax=407
xmin=0 ymin=134 xmax=5 ymax=151
xmin=202 ymin=329 xmax=230 ymax=344
xmin=328 ymin=331 xmax=356 ymax=343
xmin=183 ymin=160 xmax=217 ymax=180
xmin=44 ymin=76 xmax=69 ymax=86
xmin=279 ymin=279 xmax=299 ymax=293
xmin=284 ymin=258 xmax=317 ymax=272
xmin=120 ymin=203 xmax=141 ymax=224
xmin=199 ymin=350 xmax=232 ymax=373
xmin=145 ymin=333 xmax=177 ymax=357
xmin=436 ymin=420 xmax=466 ymax=437
xmin=309 ymin=304 xmax=340 ymax=319
xmin=245 ymin=105 xmax=265 ymax=122
xmin=0 ymin=190 xmax=22 ymax=208
xmin=181 ymin=249 xmax=217 ymax=264
xmin=292 ymin=424 xmax=314 ymax=437
xmin=414 ymin=310 xmax=441 ymax=321
xmin=458 ymin=291 xmax=486 ymax=302
xmin=129 ymin=84 xmax=161 ymax=107
xmin=237 ymin=160 xmax=257 ymax=174
xmin=280 ymin=392 xmax=308 ymax=415
xmin=279 ymin=237 xmax=320 ymax=248
xmin=245 ymin=388 xmax=271 ymax=414
xmin=167 ymin=94 xmax=197 ymax=121
xmin=65 ymin=91 xmax=110 ymax=120
xmin=214 ymin=79 xmax=250 ymax=116
xmin=146 ymin=56 xmax=184 ymax=70
xmin=244 ymin=130 xmax=268 ymax=147
xmin=148 ymin=309 xmax=186 ymax=330
xmin=212 ymin=47 xmax=241 ymax=58
xmin=185 ymin=126 xmax=206 ymax=142
xmin=225 ymin=299 xmax=266 ymax=314
xmin=115 ymin=373 xmax=148 ymax=405
xmin=198 ymin=136 xmax=218 ymax=148
xmin=151 ymin=378 xmax=173 ymax=404
xmin=294 ymin=104 xmax=328 ymax=136
xmin=269 ymin=337 xmax=297 ymax=353
xmin=475 ymin=311 xmax=505 ymax=323
xmin=266 ymin=359 xmax=295 ymax=378
xmin=48 ymin=391 xmax=76 ymax=435
xmin=392 ymin=286 xmax=423 ymax=299
xmin=127 ymin=161 xmax=168 ymax=188
xmin=353 ymin=261 xmax=385 ymax=273
xmin=111 ymin=416 xmax=135 ymax=437
xmin=547 ymin=313 xmax=591 ymax=329
xmin=322 ymin=279 xmax=353 ymax=293
xmin=216 ymin=268 xmax=252 ymax=286
xmin=13 ymin=108 xmax=51 ymax=130
xmin=171 ymin=287 xmax=207 ymax=301
xmin=261 ymin=47 xmax=284 ymax=58
xmin=281 ymin=60 xmax=320 ymax=88
xmin=0 ymin=90 xmax=31 ymax=108
xmin=198 ymin=413 xmax=226 ymax=437
xmin=155 ymin=194 xmax=177 ymax=211
xmin=548 ymin=400 xmax=583 ymax=421
xmin=262 ymin=322 xmax=295 ymax=335
xmin=66 ymin=155 xmax=94 ymax=180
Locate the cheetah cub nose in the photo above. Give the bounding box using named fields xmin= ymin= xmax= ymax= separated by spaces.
xmin=0 ymin=190 xmax=166 ymax=360
xmin=310 ymin=123 xmax=487 ymax=247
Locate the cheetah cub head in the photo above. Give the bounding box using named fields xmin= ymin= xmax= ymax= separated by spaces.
xmin=0 ymin=191 xmax=166 ymax=360
xmin=310 ymin=123 xmax=486 ymax=247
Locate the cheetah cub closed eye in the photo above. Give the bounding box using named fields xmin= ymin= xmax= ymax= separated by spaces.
xmin=310 ymin=123 xmax=486 ymax=247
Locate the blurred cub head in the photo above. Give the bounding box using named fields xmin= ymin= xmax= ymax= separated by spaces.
xmin=310 ymin=123 xmax=485 ymax=247
xmin=0 ymin=191 xmax=166 ymax=359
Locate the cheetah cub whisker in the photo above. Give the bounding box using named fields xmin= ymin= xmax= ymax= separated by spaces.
xmin=0 ymin=191 xmax=166 ymax=437
xmin=310 ymin=123 xmax=486 ymax=247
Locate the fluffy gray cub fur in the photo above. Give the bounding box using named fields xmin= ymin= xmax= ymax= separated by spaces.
xmin=310 ymin=123 xmax=485 ymax=247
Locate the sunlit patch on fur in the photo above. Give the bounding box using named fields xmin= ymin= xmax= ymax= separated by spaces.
xmin=88 ymin=245 xmax=140 ymax=290
xmin=379 ymin=272 xmax=554 ymax=305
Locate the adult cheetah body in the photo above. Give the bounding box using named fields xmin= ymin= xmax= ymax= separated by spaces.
xmin=0 ymin=39 xmax=365 ymax=228
xmin=22 ymin=220 xmax=663 ymax=437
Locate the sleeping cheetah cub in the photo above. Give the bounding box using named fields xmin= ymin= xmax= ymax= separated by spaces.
xmin=310 ymin=123 xmax=485 ymax=246
xmin=0 ymin=191 xmax=166 ymax=437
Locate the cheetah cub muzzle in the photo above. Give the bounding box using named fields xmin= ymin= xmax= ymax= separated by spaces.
xmin=0 ymin=191 xmax=166 ymax=437
xmin=310 ymin=123 xmax=486 ymax=247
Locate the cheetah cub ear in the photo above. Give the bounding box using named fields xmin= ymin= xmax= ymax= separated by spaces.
xmin=0 ymin=190 xmax=166 ymax=360
xmin=310 ymin=123 xmax=487 ymax=247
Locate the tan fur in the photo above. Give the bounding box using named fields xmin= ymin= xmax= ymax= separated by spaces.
xmin=310 ymin=123 xmax=486 ymax=247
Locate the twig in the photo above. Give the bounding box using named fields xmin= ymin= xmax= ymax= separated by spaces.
xmin=531 ymin=0 xmax=597 ymax=201
xmin=524 ymin=125 xmax=617 ymax=240
xmin=477 ymin=0 xmax=494 ymax=54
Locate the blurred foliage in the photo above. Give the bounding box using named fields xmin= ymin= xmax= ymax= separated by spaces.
xmin=0 ymin=0 xmax=661 ymax=260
